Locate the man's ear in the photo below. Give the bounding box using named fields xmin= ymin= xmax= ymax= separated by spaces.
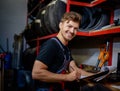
xmin=59 ymin=22 xmax=62 ymax=29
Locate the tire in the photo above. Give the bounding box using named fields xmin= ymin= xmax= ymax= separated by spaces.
xmin=48 ymin=4 xmax=58 ymax=33
xmin=52 ymin=0 xmax=66 ymax=32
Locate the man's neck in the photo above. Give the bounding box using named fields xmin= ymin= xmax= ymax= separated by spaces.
xmin=56 ymin=34 xmax=68 ymax=46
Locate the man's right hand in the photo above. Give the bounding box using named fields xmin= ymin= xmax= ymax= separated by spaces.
xmin=66 ymin=70 xmax=79 ymax=81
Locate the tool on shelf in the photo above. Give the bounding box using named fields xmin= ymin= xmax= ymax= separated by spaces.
xmin=95 ymin=41 xmax=110 ymax=71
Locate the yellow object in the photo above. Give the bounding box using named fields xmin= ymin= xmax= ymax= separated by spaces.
xmin=98 ymin=44 xmax=109 ymax=68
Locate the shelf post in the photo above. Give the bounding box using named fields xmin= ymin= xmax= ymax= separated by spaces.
xmin=66 ymin=0 xmax=70 ymax=12
xmin=36 ymin=37 xmax=40 ymax=56
xmin=108 ymin=39 xmax=113 ymax=66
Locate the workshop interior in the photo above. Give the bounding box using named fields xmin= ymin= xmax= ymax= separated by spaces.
xmin=0 ymin=0 xmax=120 ymax=91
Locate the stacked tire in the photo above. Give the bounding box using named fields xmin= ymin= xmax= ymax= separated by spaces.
xmin=35 ymin=0 xmax=67 ymax=36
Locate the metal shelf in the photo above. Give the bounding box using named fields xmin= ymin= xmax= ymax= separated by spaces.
xmin=28 ymin=0 xmax=120 ymax=41
xmin=66 ymin=0 xmax=120 ymax=37
xmin=77 ymin=26 xmax=120 ymax=37
xmin=89 ymin=26 xmax=120 ymax=36
xmin=32 ymin=0 xmax=120 ymax=67
xmin=69 ymin=0 xmax=105 ymax=7
xmin=30 ymin=26 xmax=120 ymax=41
xmin=66 ymin=0 xmax=106 ymax=12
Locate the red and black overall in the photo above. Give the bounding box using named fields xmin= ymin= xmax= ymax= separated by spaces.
xmin=36 ymin=37 xmax=71 ymax=91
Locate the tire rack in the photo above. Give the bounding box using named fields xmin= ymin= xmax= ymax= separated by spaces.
xmin=27 ymin=0 xmax=120 ymax=65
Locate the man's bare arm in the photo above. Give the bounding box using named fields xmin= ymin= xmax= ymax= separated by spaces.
xmin=32 ymin=60 xmax=78 ymax=82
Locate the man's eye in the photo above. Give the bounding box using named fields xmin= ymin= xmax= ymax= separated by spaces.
xmin=67 ymin=25 xmax=72 ymax=28
xmin=67 ymin=25 xmax=78 ymax=31
xmin=74 ymin=28 xmax=79 ymax=31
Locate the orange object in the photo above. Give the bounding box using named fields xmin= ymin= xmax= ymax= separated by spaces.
xmin=97 ymin=42 xmax=110 ymax=68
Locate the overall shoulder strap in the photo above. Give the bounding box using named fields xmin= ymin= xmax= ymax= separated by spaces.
xmin=51 ymin=37 xmax=64 ymax=51
xmin=51 ymin=37 xmax=70 ymax=74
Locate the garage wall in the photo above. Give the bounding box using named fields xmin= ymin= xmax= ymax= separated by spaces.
xmin=112 ymin=38 xmax=120 ymax=67
xmin=0 ymin=0 xmax=27 ymax=53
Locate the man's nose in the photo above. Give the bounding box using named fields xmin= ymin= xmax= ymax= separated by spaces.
xmin=70 ymin=27 xmax=75 ymax=33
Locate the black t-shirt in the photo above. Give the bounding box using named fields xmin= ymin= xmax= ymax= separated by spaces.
xmin=35 ymin=37 xmax=73 ymax=88
xmin=36 ymin=37 xmax=73 ymax=73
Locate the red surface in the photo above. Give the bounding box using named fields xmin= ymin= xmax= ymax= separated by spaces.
xmin=89 ymin=27 xmax=120 ymax=36
xmin=77 ymin=26 xmax=120 ymax=36
xmin=66 ymin=0 xmax=106 ymax=11
xmin=32 ymin=26 xmax=120 ymax=40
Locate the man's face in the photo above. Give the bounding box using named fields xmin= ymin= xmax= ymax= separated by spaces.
xmin=59 ymin=20 xmax=79 ymax=41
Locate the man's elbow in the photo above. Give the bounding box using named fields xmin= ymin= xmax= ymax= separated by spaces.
xmin=32 ymin=69 xmax=39 ymax=80
xmin=32 ymin=71 xmax=36 ymax=80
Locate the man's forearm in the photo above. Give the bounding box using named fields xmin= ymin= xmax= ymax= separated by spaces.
xmin=69 ymin=60 xmax=77 ymax=71
xmin=32 ymin=69 xmax=70 ymax=82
